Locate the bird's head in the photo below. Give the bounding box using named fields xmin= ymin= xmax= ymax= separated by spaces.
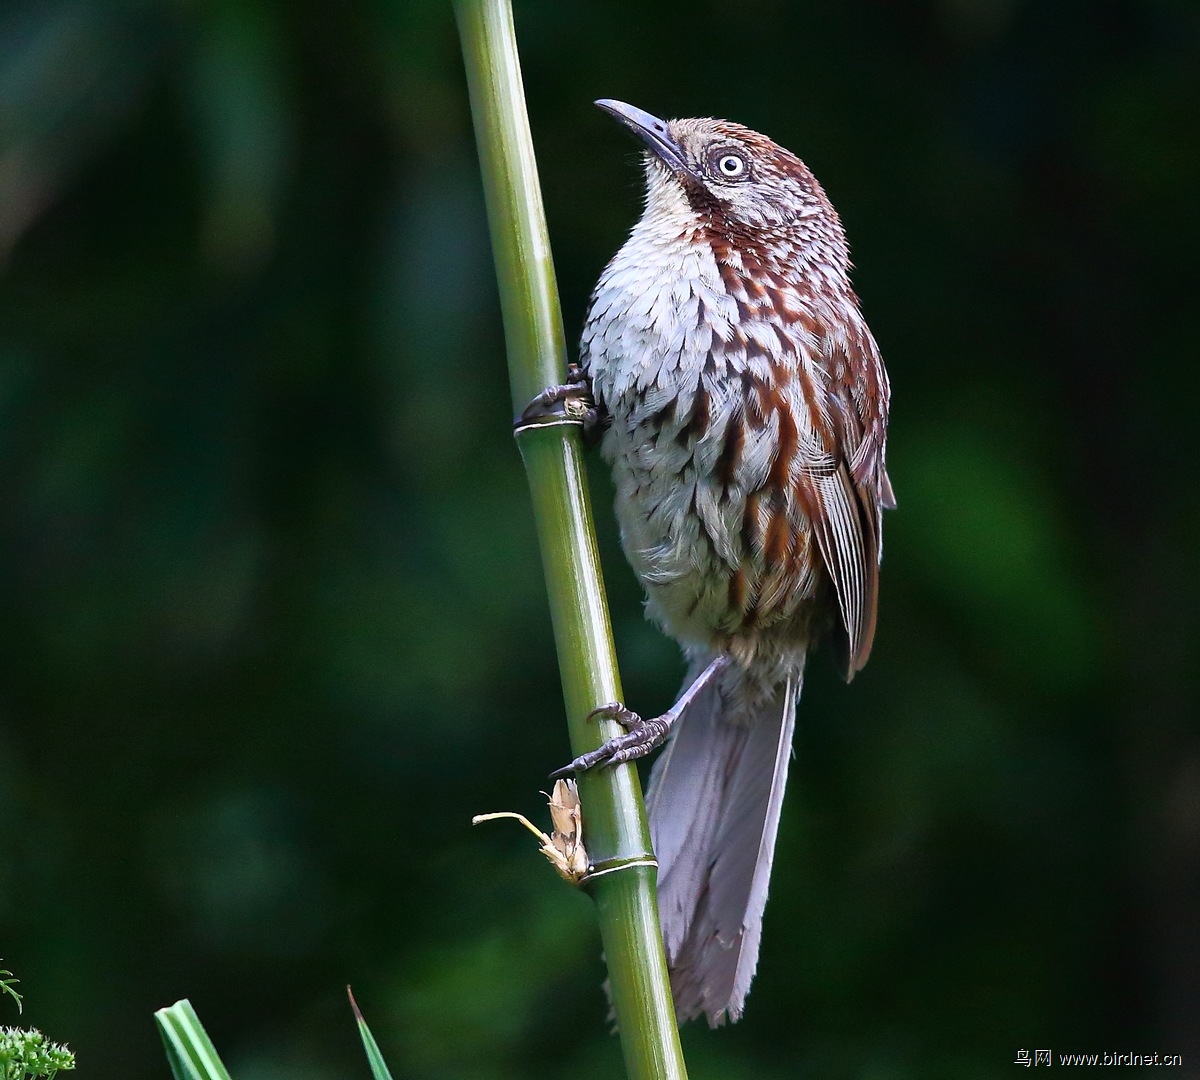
xmin=596 ymin=99 xmax=834 ymax=236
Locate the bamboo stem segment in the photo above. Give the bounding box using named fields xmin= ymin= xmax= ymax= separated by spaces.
xmin=452 ymin=1 xmax=687 ymax=1077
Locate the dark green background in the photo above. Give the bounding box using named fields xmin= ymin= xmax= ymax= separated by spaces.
xmin=1 ymin=1 xmax=1196 ymax=1077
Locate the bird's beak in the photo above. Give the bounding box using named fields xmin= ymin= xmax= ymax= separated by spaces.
xmin=595 ymin=99 xmax=692 ymax=177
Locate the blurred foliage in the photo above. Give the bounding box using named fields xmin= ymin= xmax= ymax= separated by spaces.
xmin=0 ymin=0 xmax=1197 ymax=1078
xmin=0 ymin=1024 xmax=75 ymax=1079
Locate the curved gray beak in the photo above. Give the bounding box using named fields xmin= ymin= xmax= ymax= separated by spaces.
xmin=595 ymin=99 xmax=691 ymax=176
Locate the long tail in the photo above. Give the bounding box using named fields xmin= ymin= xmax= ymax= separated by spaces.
xmin=645 ymin=660 xmax=799 ymax=1027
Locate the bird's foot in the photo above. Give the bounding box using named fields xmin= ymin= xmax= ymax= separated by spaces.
xmin=514 ymin=364 xmax=603 ymax=441
xmin=550 ymin=654 xmax=733 ymax=779
xmin=549 ymin=702 xmax=675 ymax=779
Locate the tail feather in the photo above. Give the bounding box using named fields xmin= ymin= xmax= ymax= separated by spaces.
xmin=644 ymin=672 xmax=726 ymax=957
xmin=646 ymin=662 xmax=800 ymax=1026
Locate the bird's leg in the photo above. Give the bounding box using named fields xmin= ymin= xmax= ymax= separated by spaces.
xmin=514 ymin=363 xmax=605 ymax=444
xmin=550 ymin=654 xmax=732 ymax=778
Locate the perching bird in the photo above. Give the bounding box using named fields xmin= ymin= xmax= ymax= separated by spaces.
xmin=552 ymin=100 xmax=893 ymax=1027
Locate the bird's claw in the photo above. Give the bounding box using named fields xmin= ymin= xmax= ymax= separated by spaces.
xmin=514 ymin=364 xmax=604 ymax=441
xmin=549 ymin=702 xmax=672 ymax=779
xmin=587 ymin=702 xmax=641 ymax=729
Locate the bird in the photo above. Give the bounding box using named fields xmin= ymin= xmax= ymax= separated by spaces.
xmin=548 ymin=99 xmax=893 ymax=1027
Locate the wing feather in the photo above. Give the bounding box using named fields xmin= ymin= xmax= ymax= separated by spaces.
xmin=799 ymin=321 xmax=888 ymax=676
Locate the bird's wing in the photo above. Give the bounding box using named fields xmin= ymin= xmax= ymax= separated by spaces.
xmin=799 ymin=318 xmax=890 ymax=676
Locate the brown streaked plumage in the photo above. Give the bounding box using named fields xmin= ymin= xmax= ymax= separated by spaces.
xmin=556 ymin=100 xmax=893 ymax=1026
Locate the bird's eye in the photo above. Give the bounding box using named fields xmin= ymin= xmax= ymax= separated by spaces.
xmin=712 ymin=151 xmax=748 ymax=179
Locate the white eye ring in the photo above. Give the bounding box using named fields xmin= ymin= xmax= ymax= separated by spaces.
xmin=717 ymin=153 xmax=746 ymax=177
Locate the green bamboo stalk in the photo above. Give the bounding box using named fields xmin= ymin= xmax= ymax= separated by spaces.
xmin=452 ymin=2 xmax=687 ymax=1077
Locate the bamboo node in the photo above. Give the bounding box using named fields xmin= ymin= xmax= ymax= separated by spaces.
xmin=580 ymin=856 xmax=659 ymax=885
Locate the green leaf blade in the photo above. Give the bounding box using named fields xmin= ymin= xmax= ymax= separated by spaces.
xmin=154 ymin=1000 xmax=234 ymax=1080
xmin=347 ymin=988 xmax=395 ymax=1080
